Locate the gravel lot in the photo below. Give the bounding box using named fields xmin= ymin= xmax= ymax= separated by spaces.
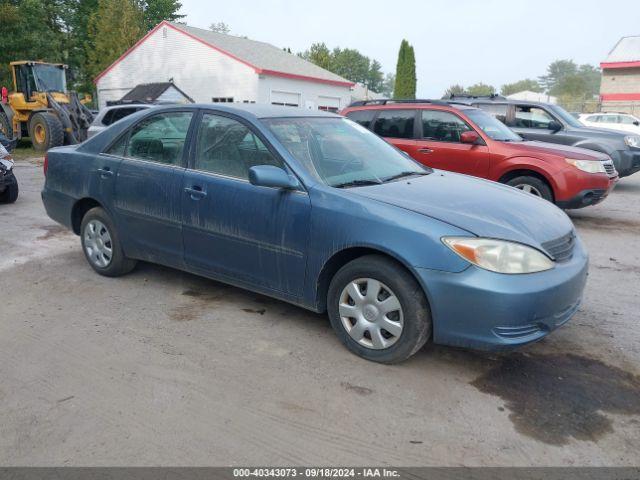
xmin=1 ymin=159 xmax=639 ymax=466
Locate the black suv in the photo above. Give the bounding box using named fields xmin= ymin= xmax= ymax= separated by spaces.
xmin=449 ymin=95 xmax=640 ymax=178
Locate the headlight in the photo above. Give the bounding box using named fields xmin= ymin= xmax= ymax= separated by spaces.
xmin=565 ymin=158 xmax=606 ymax=174
xmin=624 ymin=135 xmax=640 ymax=148
xmin=442 ymin=237 xmax=554 ymax=274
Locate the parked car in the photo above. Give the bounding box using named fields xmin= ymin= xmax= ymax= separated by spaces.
xmin=42 ymin=104 xmax=588 ymax=363
xmin=87 ymin=103 xmax=153 ymax=138
xmin=342 ymin=100 xmax=618 ymax=209
xmin=449 ymin=95 xmax=640 ymax=178
xmin=0 ymin=131 xmax=18 ymax=204
xmin=579 ymin=112 xmax=640 ymax=135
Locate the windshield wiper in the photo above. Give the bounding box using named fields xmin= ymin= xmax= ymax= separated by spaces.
xmin=381 ymin=171 xmax=429 ymax=183
xmin=333 ymin=179 xmax=383 ymax=188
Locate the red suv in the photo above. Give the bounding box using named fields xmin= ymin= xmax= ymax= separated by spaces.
xmin=341 ymin=100 xmax=618 ymax=208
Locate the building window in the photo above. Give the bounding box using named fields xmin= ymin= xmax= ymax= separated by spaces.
xmin=212 ymin=97 xmax=234 ymax=103
xmin=318 ymin=106 xmax=339 ymax=113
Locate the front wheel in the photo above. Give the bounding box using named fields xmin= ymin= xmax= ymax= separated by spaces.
xmin=80 ymin=207 xmax=137 ymax=277
xmin=327 ymin=255 xmax=432 ymax=364
xmin=505 ymin=175 xmax=553 ymax=202
xmin=29 ymin=112 xmax=64 ymax=152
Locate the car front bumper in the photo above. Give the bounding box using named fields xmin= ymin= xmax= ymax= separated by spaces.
xmin=614 ymin=150 xmax=640 ymax=177
xmin=415 ymin=236 xmax=589 ymax=350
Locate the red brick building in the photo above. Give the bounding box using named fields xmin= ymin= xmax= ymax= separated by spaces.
xmin=600 ymin=36 xmax=640 ymax=113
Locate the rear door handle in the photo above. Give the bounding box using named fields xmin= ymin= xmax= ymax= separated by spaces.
xmin=97 ymin=167 xmax=114 ymax=178
xmin=418 ymin=148 xmax=433 ymax=154
xmin=185 ymin=186 xmax=207 ymax=200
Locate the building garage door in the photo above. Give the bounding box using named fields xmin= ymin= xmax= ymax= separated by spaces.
xmin=318 ymin=96 xmax=341 ymax=113
xmin=271 ymin=91 xmax=300 ymax=107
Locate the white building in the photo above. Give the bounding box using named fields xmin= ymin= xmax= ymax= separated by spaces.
xmin=95 ymin=21 xmax=355 ymax=111
xmin=507 ymin=90 xmax=557 ymax=104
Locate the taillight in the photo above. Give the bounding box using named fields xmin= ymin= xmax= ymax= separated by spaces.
xmin=43 ymin=154 xmax=48 ymax=176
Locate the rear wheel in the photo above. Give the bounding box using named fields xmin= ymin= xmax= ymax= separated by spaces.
xmin=505 ymin=175 xmax=553 ymax=202
xmin=327 ymin=255 xmax=432 ymax=364
xmin=80 ymin=207 xmax=137 ymax=277
xmin=29 ymin=112 xmax=64 ymax=152
xmin=0 ymin=176 xmax=18 ymax=204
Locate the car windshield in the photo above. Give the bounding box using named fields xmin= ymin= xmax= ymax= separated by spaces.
xmin=549 ymin=104 xmax=583 ymax=128
xmin=464 ymin=109 xmax=522 ymax=142
xmin=264 ymin=117 xmax=429 ymax=187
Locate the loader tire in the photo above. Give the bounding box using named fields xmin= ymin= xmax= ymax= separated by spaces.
xmin=0 ymin=112 xmax=12 ymax=139
xmin=29 ymin=112 xmax=64 ymax=152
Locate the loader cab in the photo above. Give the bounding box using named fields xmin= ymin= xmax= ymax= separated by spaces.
xmin=12 ymin=62 xmax=67 ymax=99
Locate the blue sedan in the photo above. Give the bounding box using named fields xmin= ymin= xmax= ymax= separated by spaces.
xmin=42 ymin=104 xmax=588 ymax=363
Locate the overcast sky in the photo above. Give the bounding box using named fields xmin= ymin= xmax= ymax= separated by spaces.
xmin=178 ymin=0 xmax=639 ymax=97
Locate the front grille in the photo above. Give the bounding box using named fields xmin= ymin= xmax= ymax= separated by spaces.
xmin=602 ymin=160 xmax=616 ymax=177
xmin=542 ymin=231 xmax=576 ymax=263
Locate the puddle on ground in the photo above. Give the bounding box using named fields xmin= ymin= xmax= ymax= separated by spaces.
xmin=471 ymin=353 xmax=640 ymax=445
xmin=36 ymin=224 xmax=70 ymax=240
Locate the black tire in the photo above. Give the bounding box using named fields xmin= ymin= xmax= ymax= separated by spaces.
xmin=0 ymin=112 xmax=12 ymax=139
xmin=0 ymin=175 xmax=18 ymax=204
xmin=505 ymin=175 xmax=553 ymax=202
xmin=29 ymin=112 xmax=64 ymax=152
xmin=80 ymin=207 xmax=137 ymax=277
xmin=327 ymin=255 xmax=432 ymax=364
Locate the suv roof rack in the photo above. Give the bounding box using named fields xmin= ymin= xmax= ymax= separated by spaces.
xmin=447 ymin=93 xmax=506 ymax=101
xmin=348 ymin=98 xmax=450 ymax=107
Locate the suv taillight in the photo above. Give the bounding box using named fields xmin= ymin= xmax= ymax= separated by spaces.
xmin=43 ymin=154 xmax=48 ymax=176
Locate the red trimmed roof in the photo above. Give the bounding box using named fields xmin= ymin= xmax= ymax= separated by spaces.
xmin=95 ymin=21 xmax=354 ymax=88
xmin=600 ymin=61 xmax=640 ymax=70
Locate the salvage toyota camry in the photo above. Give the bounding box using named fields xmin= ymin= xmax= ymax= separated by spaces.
xmin=42 ymin=105 xmax=588 ymax=363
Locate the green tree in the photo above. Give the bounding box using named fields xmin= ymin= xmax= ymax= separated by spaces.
xmin=539 ymin=59 xmax=577 ymax=93
xmin=442 ymin=84 xmax=465 ymax=98
xmin=139 ymin=0 xmax=184 ymax=31
xmin=394 ymin=39 xmax=416 ymax=99
xmin=366 ymin=59 xmax=384 ymax=93
xmin=466 ymin=82 xmax=495 ymax=96
xmin=331 ymin=47 xmax=371 ymax=85
xmin=300 ymin=43 xmax=331 ymax=70
xmin=500 ymin=78 xmax=542 ymax=96
xmin=86 ymin=0 xmax=143 ymax=80
xmin=380 ymin=73 xmax=395 ymax=98
xmin=0 ymin=0 xmax=66 ymax=87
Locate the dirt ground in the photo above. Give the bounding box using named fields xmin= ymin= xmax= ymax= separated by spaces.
xmin=1 ymin=159 xmax=639 ymax=466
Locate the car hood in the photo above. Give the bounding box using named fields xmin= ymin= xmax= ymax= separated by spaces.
xmin=350 ymin=171 xmax=573 ymax=248
xmin=506 ymin=141 xmax=610 ymax=160
xmin=567 ymin=125 xmax=632 ymax=143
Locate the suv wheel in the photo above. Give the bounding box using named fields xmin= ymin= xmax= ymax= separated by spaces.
xmin=327 ymin=255 xmax=431 ymax=364
xmin=505 ymin=175 xmax=553 ymax=202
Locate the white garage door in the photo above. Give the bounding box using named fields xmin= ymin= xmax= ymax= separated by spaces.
xmin=271 ymin=91 xmax=300 ymax=107
xmin=318 ymin=96 xmax=341 ymax=113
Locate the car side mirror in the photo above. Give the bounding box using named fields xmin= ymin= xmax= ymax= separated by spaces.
xmin=249 ymin=165 xmax=299 ymax=190
xmin=460 ymin=131 xmax=481 ymax=144
xmin=633 ymin=121 xmax=639 ymax=126
xmin=548 ymin=120 xmax=562 ymax=132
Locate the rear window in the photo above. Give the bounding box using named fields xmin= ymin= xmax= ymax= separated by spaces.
xmin=103 ymin=107 xmax=141 ymax=126
xmin=345 ymin=110 xmax=376 ymax=129
xmin=372 ymin=110 xmax=415 ymax=139
xmin=475 ymin=103 xmax=508 ymax=123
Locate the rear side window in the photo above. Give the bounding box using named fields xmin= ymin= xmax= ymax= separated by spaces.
xmin=126 ymin=111 xmax=193 ymax=165
xmin=514 ymin=106 xmax=555 ymax=129
xmin=421 ymin=110 xmax=472 ymax=142
xmin=475 ymin=103 xmax=508 ymax=123
xmin=345 ymin=110 xmax=376 ymax=129
xmin=103 ymin=107 xmax=140 ymax=126
xmin=373 ymin=110 xmax=415 ymax=139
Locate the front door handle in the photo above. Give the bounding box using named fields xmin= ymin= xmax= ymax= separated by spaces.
xmin=418 ymin=148 xmax=433 ymax=154
xmin=185 ymin=186 xmax=207 ymax=200
xmin=97 ymin=167 xmax=114 ymax=178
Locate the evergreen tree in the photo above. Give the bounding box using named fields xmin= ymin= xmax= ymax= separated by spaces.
xmin=86 ymin=0 xmax=143 ymax=80
xmin=394 ymin=40 xmax=416 ymax=99
xmin=139 ymin=0 xmax=184 ymax=31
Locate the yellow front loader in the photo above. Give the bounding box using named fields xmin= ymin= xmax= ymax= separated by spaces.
xmin=0 ymin=61 xmax=94 ymax=152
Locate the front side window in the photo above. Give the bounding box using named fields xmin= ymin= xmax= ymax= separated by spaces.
xmin=465 ymin=109 xmax=521 ymax=142
xmin=422 ymin=110 xmax=472 ymax=142
xmin=195 ymin=113 xmax=282 ymax=179
xmin=514 ymin=106 xmax=555 ymax=129
xmin=603 ymin=115 xmax=619 ymax=124
xmin=265 ymin=117 xmax=428 ymax=188
xmin=126 ymin=111 xmax=193 ymax=165
xmin=345 ymin=110 xmax=376 ymax=129
xmin=620 ymin=115 xmax=638 ymax=125
xmin=373 ymin=110 xmax=415 ymax=139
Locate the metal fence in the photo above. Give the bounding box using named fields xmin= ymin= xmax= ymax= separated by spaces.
xmin=559 ymin=100 xmax=640 ymax=116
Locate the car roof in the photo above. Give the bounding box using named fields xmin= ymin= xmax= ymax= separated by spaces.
xmin=142 ymin=103 xmax=339 ymax=120
xmin=345 ymin=100 xmax=476 ymax=112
